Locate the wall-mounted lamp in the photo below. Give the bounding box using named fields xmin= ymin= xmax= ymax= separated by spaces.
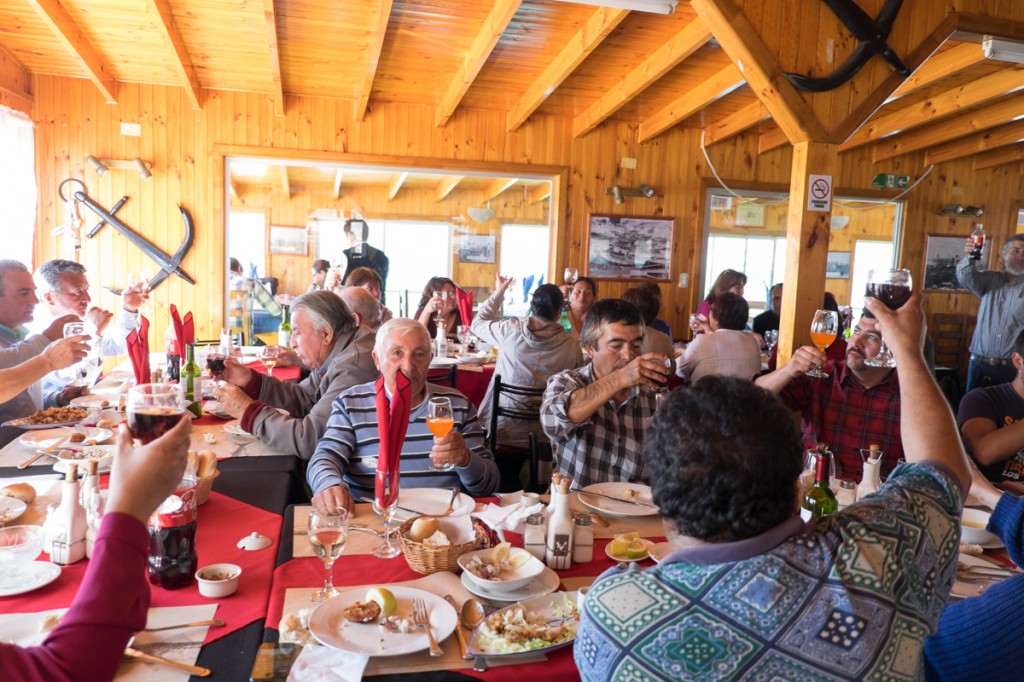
xmin=606 ymin=183 xmax=658 ymax=204
xmin=86 ymin=156 xmax=153 ymax=180
xmin=938 ymin=204 xmax=984 ymax=217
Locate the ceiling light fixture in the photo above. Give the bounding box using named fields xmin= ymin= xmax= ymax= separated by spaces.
xmin=551 ymin=0 xmax=678 ymax=15
xmin=982 ymin=35 xmax=1024 ymax=64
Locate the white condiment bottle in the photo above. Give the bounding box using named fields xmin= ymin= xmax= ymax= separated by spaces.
xmin=436 ymin=319 xmax=448 ymax=358
xmin=858 ymin=444 xmax=883 ymax=501
xmin=524 ymin=512 xmax=547 ymax=560
xmin=48 ymin=464 xmax=88 ymax=565
xmin=572 ymin=512 xmax=594 ymax=563
xmin=81 ymin=460 xmax=100 ymax=558
xmin=545 ymin=479 xmax=573 ymax=570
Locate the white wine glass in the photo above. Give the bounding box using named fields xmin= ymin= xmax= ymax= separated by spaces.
xmin=807 ymin=310 xmax=839 ymax=379
xmin=308 ymin=506 xmax=349 ymax=603
xmin=426 ymin=397 xmax=454 ymax=472
xmin=260 ymin=346 xmax=280 ymax=377
xmin=764 ymin=329 xmax=778 ymax=353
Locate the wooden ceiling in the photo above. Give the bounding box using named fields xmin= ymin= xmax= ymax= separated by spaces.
xmin=2 ymin=0 xmax=1024 ymax=184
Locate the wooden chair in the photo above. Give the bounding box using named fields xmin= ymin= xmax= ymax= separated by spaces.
xmin=486 ymin=374 xmax=549 ymax=493
xmin=931 ymin=312 xmax=973 ymax=408
xmin=426 ymin=364 xmax=457 ymax=387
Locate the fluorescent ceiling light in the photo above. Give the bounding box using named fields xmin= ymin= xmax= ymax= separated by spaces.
xmin=551 ymin=0 xmax=678 ymax=15
xmin=982 ymin=36 xmax=1024 ymax=64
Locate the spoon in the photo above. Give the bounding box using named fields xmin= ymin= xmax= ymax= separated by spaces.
xmin=443 ymin=595 xmax=471 ymax=660
xmin=461 ymin=598 xmax=486 ymax=670
xmin=443 ymin=486 xmax=460 ymax=516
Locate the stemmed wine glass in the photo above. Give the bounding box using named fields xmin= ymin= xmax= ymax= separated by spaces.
xmin=204 ymin=345 xmax=228 ymax=385
xmin=426 ymin=397 xmax=454 ymax=472
xmin=372 ymin=494 xmax=401 ymax=560
xmin=456 ymin=325 xmax=473 ymax=349
xmin=63 ymin=322 xmax=92 ymax=387
xmin=864 ymin=268 xmax=912 ymax=368
xmin=563 ymin=267 xmax=578 ymax=286
xmin=307 ymin=506 xmax=349 ymax=603
xmin=807 ymin=310 xmax=839 ymax=379
xmin=432 ymin=290 xmax=450 ymax=327
xmin=650 ymin=357 xmax=672 ymax=410
xmin=126 ymin=383 xmax=186 ymax=444
xmin=260 ymin=346 xmax=280 ymax=377
xmin=128 ymin=271 xmax=151 ymax=315
xmin=764 ymin=330 xmax=779 ymax=354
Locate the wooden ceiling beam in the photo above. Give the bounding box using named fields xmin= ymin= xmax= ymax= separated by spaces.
xmin=0 ymin=44 xmax=32 ymax=106
xmin=758 ymin=125 xmax=789 ymax=154
xmin=873 ymin=96 xmax=1024 ymax=162
xmin=886 ymin=42 xmax=985 ymax=104
xmin=639 ymin=63 xmax=744 ymax=143
xmin=333 ymin=169 xmax=344 ymax=199
xmin=483 ymin=177 xmax=518 ymax=202
xmin=145 ymin=0 xmax=202 ymax=110
xmin=702 ymin=99 xmax=769 ymax=146
xmin=527 ymin=183 xmax=551 ymax=204
xmin=973 ymin=144 xmax=1024 ymax=171
xmin=689 ymin=0 xmax=827 ymax=144
xmin=435 ymin=175 xmax=464 ymax=202
xmin=840 ymin=67 xmax=1024 ymax=152
xmin=25 ymin=0 xmax=117 ymax=103
xmin=353 ymin=0 xmax=394 ymax=122
xmin=925 ymin=119 xmax=1024 ymax=165
xmin=387 ymin=172 xmax=408 ymax=201
xmin=436 ymin=0 xmax=522 ymax=128
xmin=279 ymin=166 xmax=290 ymax=198
xmin=573 ymin=18 xmax=712 ymax=138
xmin=507 ymin=7 xmax=628 ymax=132
xmin=263 ymin=0 xmax=285 ymax=117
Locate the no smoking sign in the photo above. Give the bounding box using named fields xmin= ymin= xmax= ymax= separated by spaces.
xmin=807 ymin=174 xmax=832 ymax=212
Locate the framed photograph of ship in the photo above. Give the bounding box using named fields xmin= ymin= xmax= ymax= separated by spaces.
xmin=923 ymin=234 xmax=969 ymax=291
xmin=584 ymin=214 xmax=674 ymax=281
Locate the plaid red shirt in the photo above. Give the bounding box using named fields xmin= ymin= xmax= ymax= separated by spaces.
xmin=780 ymin=360 xmax=903 ymax=480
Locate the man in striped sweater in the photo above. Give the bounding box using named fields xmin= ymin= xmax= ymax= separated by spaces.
xmin=308 ymin=318 xmax=499 ymax=511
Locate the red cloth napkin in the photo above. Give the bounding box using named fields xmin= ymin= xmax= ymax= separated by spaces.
xmin=125 ymin=316 xmax=151 ymax=384
xmin=169 ymin=305 xmax=194 ymax=356
xmin=455 ymin=286 xmax=473 ymax=325
xmin=374 ymin=371 xmax=411 ymax=508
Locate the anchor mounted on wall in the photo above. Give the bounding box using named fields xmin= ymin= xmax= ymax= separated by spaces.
xmin=784 ymin=0 xmax=911 ymax=92
xmin=57 ymin=178 xmax=195 ymax=295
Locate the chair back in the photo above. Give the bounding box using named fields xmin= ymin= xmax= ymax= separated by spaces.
xmin=488 ymin=374 xmax=549 ymax=491
xmin=427 ymin=364 xmax=457 ymax=387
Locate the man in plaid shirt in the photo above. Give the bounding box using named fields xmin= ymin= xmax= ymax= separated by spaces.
xmin=540 ymin=298 xmax=672 ymax=487
xmin=756 ymin=310 xmax=902 ymax=481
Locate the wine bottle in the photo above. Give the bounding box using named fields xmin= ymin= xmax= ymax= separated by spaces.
xmin=800 ymin=452 xmax=838 ymax=522
xmin=278 ymin=304 xmax=292 ymax=348
xmin=180 ymin=343 xmax=203 ymax=418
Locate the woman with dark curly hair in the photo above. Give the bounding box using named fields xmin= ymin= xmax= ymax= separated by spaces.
xmin=677 ymin=291 xmax=760 ymax=383
xmin=415 ymin=276 xmax=462 ymax=339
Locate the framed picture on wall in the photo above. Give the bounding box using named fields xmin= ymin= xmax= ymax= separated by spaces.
xmin=826 ymin=251 xmax=851 ymax=278
xmin=924 ymin=234 xmax=969 ymax=291
xmin=584 ymin=214 xmax=674 ymax=281
xmin=269 ymin=225 xmax=308 ymax=255
xmin=459 ymin=234 xmax=497 ymax=263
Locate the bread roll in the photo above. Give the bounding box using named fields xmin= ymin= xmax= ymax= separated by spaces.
xmin=197 ymin=450 xmax=218 ymax=478
xmin=0 ymin=483 xmax=37 ymax=504
xmin=408 ymin=516 xmax=441 ymax=542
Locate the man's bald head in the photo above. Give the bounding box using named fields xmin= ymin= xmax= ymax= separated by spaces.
xmin=336 ymin=286 xmax=382 ymax=329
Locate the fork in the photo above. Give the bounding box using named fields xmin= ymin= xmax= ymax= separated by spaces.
xmin=412 ymin=598 xmax=444 ymax=657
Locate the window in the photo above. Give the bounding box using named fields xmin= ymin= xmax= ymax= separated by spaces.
xmin=227 ymin=211 xmax=267 ymax=277
xmin=849 ymin=241 xmax=896 ymax=311
xmin=499 ymin=224 xmax=551 ymax=316
xmin=0 ymin=106 xmax=35 ymax=266
xmin=704 ymin=235 xmax=787 ymax=308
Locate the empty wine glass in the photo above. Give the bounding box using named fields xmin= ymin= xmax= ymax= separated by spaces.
xmin=427 ymin=397 xmax=454 ymax=472
xmin=307 ymin=506 xmax=349 ymax=602
xmin=63 ymin=322 xmax=93 ymax=387
xmin=764 ymin=329 xmax=778 ymax=353
xmin=371 ymin=496 xmax=401 ymax=560
xmin=0 ymin=526 xmax=46 ymax=590
xmin=864 ymin=268 xmax=912 ymax=368
xmin=128 ymin=271 xmax=151 ymax=314
xmin=563 ymin=267 xmax=578 ymax=286
xmin=456 ymin=325 xmax=473 ymax=348
xmin=807 ymin=310 xmax=839 ymax=379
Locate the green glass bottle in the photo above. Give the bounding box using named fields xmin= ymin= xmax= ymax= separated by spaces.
xmin=278 ymin=304 xmax=292 ymax=348
xmin=180 ymin=343 xmax=203 ymax=418
xmin=558 ymin=304 xmax=572 ymax=333
xmin=800 ymin=451 xmax=837 ymax=522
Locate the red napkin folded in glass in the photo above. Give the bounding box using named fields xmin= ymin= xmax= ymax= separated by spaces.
xmin=455 ymin=287 xmax=473 ymax=326
xmin=374 ymin=370 xmax=411 ymax=508
xmin=125 ymin=316 xmax=151 ymax=384
xmin=170 ymin=305 xmax=195 ymax=356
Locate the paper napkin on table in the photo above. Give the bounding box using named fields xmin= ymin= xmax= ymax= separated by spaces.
xmin=434 ymin=503 xmax=475 ymax=545
xmin=287 ymin=646 xmax=369 ymax=682
xmin=473 ymin=500 xmax=545 ymax=534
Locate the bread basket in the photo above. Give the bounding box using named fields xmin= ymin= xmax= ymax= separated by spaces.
xmin=195 ymin=470 xmax=220 ymax=505
xmin=398 ymin=517 xmax=489 ymax=575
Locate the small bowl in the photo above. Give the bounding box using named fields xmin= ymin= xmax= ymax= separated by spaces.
xmin=961 ymin=508 xmax=998 ymax=546
xmin=195 ymin=563 xmax=241 ymax=598
xmin=457 ymin=546 xmax=544 ymax=593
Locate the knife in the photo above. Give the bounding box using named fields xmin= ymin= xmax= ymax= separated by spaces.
xmin=124 ymin=647 xmax=212 ymax=676
xmin=357 ymin=496 xmax=433 ymax=517
xmin=576 ymin=489 xmax=658 ymax=510
xmin=444 ymin=594 xmax=472 ymax=660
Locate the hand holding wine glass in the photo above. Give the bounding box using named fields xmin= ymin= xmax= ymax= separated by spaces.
xmin=308 ymin=506 xmax=349 ymax=603
xmin=806 ymin=310 xmax=839 ymax=379
xmin=864 ymin=269 xmax=911 ymax=368
xmin=126 ymin=383 xmax=186 ymax=444
xmin=563 ymin=267 xmax=578 ymax=286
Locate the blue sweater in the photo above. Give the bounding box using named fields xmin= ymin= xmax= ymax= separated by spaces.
xmin=924 ymin=493 xmax=1024 ymax=681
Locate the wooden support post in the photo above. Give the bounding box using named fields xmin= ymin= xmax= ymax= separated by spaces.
xmin=777 ymin=142 xmax=837 ymax=366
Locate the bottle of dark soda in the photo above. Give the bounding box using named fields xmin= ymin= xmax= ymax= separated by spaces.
xmin=147 ymin=461 xmax=198 ymax=589
xmin=970 ymin=223 xmax=985 ymax=262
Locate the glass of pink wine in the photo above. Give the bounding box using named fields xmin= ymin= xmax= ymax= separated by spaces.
xmin=307 ymin=506 xmax=349 ymax=603
xmin=426 ymin=397 xmax=455 ymax=472
xmin=864 ymin=268 xmax=912 ymax=368
xmin=807 ymin=310 xmax=839 ymax=379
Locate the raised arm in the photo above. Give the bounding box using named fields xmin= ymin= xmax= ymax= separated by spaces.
xmin=754 ymin=345 xmax=826 ymax=395
xmin=0 ymin=336 xmax=89 ymax=403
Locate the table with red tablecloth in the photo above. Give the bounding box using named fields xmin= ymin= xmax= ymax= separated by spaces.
xmin=454 ymin=364 xmax=494 ymax=408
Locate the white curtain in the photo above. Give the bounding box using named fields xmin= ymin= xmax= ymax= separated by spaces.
xmin=0 ymin=105 xmax=36 ymax=266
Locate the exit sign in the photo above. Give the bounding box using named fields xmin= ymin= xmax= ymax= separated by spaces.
xmin=872 ymin=173 xmax=909 ymax=189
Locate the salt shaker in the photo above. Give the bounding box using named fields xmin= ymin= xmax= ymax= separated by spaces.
xmin=572 ymin=513 xmax=594 ymax=563
xmin=524 ymin=512 xmax=546 ymax=560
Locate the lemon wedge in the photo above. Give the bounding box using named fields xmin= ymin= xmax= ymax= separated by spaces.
xmin=625 ymin=539 xmax=648 ymax=560
xmin=506 ymin=547 xmax=532 ymax=569
xmin=365 ymin=587 xmax=397 ymax=617
xmin=490 ymin=541 xmax=512 ymax=565
xmin=609 ymin=532 xmax=640 ymax=557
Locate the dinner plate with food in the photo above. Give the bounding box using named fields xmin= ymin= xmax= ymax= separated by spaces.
xmin=460 ymin=563 xmax=560 ymax=603
xmin=307 ymin=586 xmax=457 ymax=656
xmin=576 ymin=482 xmax=659 ymax=518
xmin=467 ymin=591 xmax=579 ymax=658
xmin=18 ymin=427 xmax=114 ymax=451
xmin=51 ymin=445 xmax=116 ymax=474
xmin=3 ymin=406 xmax=89 ymax=430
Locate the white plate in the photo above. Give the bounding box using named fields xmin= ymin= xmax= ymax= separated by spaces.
xmin=307 ymin=586 xmax=456 ymax=657
xmin=391 ymin=488 xmax=475 ymax=521
xmin=605 ymin=538 xmax=655 ymax=563
xmin=51 ymin=445 xmax=116 ymax=474
xmin=0 ymin=562 xmax=62 ymax=597
xmin=577 ymin=482 xmax=659 ymax=518
xmin=223 ymin=421 xmax=256 ymax=438
xmin=3 ymin=414 xmax=88 ymax=430
xmin=18 ymin=427 xmax=114 ymax=451
xmin=951 ymin=552 xmax=1020 ymax=599
xmin=460 ymin=564 xmax=560 ymax=603
xmin=428 ymin=357 xmax=460 ymax=367
xmin=649 ymin=541 xmax=679 ymax=564
xmin=69 ymin=395 xmax=117 ymax=410
xmin=0 ymin=497 xmax=28 ymax=524
xmin=467 ymin=591 xmax=578 ymax=657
